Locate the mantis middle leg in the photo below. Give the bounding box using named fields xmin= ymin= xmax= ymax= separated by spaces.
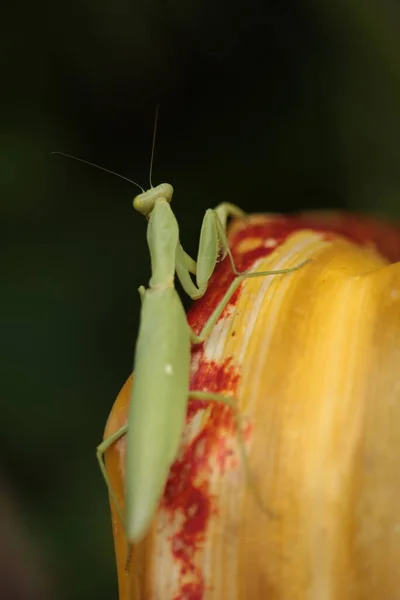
xmin=189 ymin=259 xmax=309 ymax=344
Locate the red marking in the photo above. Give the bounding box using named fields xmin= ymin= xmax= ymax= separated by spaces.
xmin=162 ymin=358 xmax=241 ymax=599
xmin=189 ymin=355 xmax=240 ymax=396
xmin=174 ymin=582 xmax=205 ymax=600
xmin=291 ymin=211 xmax=400 ymax=263
xmin=188 ymin=212 xmax=400 ymax=336
xmin=187 ymin=221 xmax=302 ymax=336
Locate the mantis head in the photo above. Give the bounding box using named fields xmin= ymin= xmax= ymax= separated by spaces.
xmin=133 ymin=183 xmax=174 ymax=218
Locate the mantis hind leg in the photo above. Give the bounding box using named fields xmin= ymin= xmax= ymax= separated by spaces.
xmin=97 ymin=425 xmax=134 ymax=571
xmin=96 ymin=425 xmax=128 ymax=531
xmin=189 ymin=390 xmax=278 ymax=519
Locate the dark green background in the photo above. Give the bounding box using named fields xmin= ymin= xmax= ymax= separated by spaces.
xmin=2 ymin=1 xmax=400 ymax=599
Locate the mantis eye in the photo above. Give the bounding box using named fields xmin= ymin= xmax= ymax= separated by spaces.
xmin=133 ymin=195 xmax=150 ymax=216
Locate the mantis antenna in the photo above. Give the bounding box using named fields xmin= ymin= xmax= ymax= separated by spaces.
xmin=148 ymin=104 xmax=160 ymax=189
xmin=52 ymin=104 xmax=161 ymax=192
xmin=51 ymin=152 xmax=145 ymax=193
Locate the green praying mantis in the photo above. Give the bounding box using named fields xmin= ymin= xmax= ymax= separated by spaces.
xmin=52 ymin=127 xmax=310 ymax=548
xmin=95 ymin=187 xmax=310 ymax=544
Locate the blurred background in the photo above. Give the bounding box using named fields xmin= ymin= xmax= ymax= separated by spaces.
xmin=2 ymin=0 xmax=400 ymax=598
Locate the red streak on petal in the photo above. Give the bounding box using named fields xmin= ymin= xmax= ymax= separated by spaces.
xmin=292 ymin=211 xmax=400 ymax=263
xmin=188 ymin=213 xmax=400 ymax=335
xmin=187 ymin=220 xmax=305 ymax=336
xmin=189 ymin=355 xmax=240 ymax=395
xmin=174 ymin=582 xmax=205 ymax=600
xmin=162 ymin=357 xmax=240 ymax=599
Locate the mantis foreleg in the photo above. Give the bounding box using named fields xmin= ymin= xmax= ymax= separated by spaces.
xmin=175 ymin=202 xmax=246 ymax=300
xmin=176 ymin=202 xmax=309 ymax=307
xmin=212 ymin=202 xmax=246 ymax=231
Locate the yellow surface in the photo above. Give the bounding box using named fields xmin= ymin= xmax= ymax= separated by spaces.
xmin=103 ymin=218 xmax=400 ymax=600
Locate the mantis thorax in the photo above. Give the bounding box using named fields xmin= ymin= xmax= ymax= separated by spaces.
xmin=146 ymin=197 xmax=179 ymax=289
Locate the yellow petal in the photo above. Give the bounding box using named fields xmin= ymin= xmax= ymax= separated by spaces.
xmin=104 ymin=214 xmax=400 ymax=600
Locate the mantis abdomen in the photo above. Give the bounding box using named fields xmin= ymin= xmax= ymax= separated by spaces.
xmin=125 ymin=287 xmax=190 ymax=541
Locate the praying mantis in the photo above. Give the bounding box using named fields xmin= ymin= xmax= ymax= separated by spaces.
xmin=96 ymin=184 xmax=310 ymax=544
xmin=52 ymin=122 xmax=310 ymax=547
